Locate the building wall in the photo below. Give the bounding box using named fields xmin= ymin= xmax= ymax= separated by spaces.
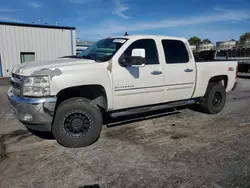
xmin=0 ymin=25 xmax=76 ymax=77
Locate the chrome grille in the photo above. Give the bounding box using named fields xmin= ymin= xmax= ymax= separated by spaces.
xmin=11 ymin=73 xmax=24 ymax=96
xmin=12 ymin=73 xmax=22 ymax=79
xmin=10 ymin=80 xmax=21 ymax=89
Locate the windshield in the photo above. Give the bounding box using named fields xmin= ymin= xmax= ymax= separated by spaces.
xmin=77 ymin=38 xmax=128 ymax=61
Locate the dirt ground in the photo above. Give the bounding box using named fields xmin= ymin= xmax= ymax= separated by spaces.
xmin=1 ymin=78 xmax=250 ymax=188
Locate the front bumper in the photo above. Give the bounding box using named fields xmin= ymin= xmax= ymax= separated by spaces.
xmin=8 ymin=87 xmax=56 ymax=132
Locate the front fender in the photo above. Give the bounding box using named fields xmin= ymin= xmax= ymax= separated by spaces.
xmin=49 ymin=65 xmax=113 ymax=110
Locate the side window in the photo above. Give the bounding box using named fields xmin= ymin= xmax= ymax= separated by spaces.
xmin=162 ymin=40 xmax=189 ymax=63
xmin=123 ymin=39 xmax=159 ymax=65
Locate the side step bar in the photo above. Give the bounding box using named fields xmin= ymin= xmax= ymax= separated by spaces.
xmin=109 ymin=99 xmax=196 ymax=118
xmin=106 ymin=109 xmax=180 ymax=128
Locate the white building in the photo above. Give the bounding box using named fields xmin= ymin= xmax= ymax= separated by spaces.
xmin=0 ymin=21 xmax=76 ymax=77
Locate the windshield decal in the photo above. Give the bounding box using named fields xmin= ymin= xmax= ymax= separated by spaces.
xmin=113 ymin=39 xmax=126 ymax=43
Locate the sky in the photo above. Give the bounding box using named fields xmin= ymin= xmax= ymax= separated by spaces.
xmin=0 ymin=0 xmax=250 ymax=42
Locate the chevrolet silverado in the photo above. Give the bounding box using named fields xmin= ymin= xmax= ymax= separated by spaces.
xmin=8 ymin=35 xmax=238 ymax=147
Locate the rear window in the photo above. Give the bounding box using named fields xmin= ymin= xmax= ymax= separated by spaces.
xmin=161 ymin=40 xmax=189 ymax=63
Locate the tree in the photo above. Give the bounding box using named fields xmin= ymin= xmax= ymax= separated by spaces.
xmin=202 ymin=39 xmax=212 ymax=44
xmin=240 ymin=32 xmax=250 ymax=42
xmin=188 ymin=36 xmax=201 ymax=45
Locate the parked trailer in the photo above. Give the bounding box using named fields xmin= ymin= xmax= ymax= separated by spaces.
xmin=214 ymin=40 xmax=250 ymax=72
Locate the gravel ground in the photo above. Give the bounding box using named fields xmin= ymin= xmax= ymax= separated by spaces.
xmin=1 ymin=78 xmax=250 ymax=188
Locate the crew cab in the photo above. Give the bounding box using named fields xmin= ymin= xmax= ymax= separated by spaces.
xmin=8 ymin=35 xmax=238 ymax=147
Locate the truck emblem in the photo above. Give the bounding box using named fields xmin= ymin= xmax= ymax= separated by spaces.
xmin=115 ymin=85 xmax=135 ymax=89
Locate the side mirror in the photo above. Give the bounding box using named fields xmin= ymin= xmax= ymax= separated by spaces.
xmin=132 ymin=49 xmax=145 ymax=58
xmin=119 ymin=48 xmax=146 ymax=67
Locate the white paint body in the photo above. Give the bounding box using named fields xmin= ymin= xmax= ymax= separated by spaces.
xmin=0 ymin=24 xmax=76 ymax=77
xmin=12 ymin=35 xmax=237 ymax=111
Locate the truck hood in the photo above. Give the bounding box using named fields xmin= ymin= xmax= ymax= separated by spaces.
xmin=12 ymin=58 xmax=102 ymax=76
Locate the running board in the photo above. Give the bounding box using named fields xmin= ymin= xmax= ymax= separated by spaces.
xmin=106 ymin=109 xmax=180 ymax=127
xmin=110 ymin=100 xmax=196 ymax=118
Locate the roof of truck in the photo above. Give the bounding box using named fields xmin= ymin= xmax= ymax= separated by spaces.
xmin=110 ymin=34 xmax=187 ymax=41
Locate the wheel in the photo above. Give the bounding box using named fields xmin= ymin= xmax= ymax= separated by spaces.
xmin=199 ymin=83 xmax=226 ymax=114
xmin=52 ymin=97 xmax=103 ymax=148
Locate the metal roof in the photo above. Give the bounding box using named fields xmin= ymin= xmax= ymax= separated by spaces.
xmin=76 ymin=44 xmax=91 ymax=47
xmin=0 ymin=21 xmax=76 ymax=30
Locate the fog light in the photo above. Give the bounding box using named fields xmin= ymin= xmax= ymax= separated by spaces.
xmin=21 ymin=114 xmax=33 ymax=121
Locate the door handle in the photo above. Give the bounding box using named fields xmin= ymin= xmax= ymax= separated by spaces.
xmin=184 ymin=68 xmax=193 ymax=72
xmin=151 ymin=70 xmax=162 ymax=75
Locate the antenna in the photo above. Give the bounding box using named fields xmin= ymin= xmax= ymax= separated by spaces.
xmin=124 ymin=32 xmax=129 ymax=36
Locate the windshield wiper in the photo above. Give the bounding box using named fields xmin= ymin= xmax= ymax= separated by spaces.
xmin=61 ymin=55 xmax=78 ymax=58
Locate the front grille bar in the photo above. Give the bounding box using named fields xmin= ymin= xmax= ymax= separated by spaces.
xmin=11 ymin=73 xmax=24 ymax=96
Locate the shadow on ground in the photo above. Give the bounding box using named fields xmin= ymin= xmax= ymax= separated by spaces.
xmin=23 ymin=105 xmax=199 ymax=148
xmin=24 ymin=107 xmax=185 ymax=147
xmin=78 ymin=184 xmax=101 ymax=188
xmin=26 ymin=128 xmax=54 ymax=140
xmin=24 ymin=108 xmax=181 ymax=145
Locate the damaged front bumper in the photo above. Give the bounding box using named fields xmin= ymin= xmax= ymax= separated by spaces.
xmin=8 ymin=87 xmax=56 ymax=132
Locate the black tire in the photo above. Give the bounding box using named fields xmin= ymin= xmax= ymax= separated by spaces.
xmin=200 ymin=83 xmax=226 ymax=114
xmin=52 ymin=97 xmax=103 ymax=148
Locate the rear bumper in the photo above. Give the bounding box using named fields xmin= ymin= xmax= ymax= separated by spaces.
xmin=8 ymin=87 xmax=56 ymax=132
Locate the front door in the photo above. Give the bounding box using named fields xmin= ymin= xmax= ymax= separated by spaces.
xmin=112 ymin=38 xmax=165 ymax=110
xmin=161 ymin=39 xmax=196 ymax=102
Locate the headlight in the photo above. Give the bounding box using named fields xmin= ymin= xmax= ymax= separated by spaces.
xmin=23 ymin=76 xmax=50 ymax=97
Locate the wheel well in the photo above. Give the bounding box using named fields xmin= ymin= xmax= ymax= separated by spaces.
xmin=208 ymin=75 xmax=228 ymax=89
xmin=55 ymin=85 xmax=108 ymax=112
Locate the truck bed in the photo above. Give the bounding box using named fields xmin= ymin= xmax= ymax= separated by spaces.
xmin=192 ymin=60 xmax=237 ymax=98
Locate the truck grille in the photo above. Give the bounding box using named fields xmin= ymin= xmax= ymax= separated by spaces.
xmin=12 ymin=73 xmax=23 ymax=80
xmin=11 ymin=73 xmax=24 ymax=96
xmin=10 ymin=80 xmax=21 ymax=89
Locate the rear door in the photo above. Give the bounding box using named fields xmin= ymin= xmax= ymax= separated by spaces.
xmin=161 ymin=39 xmax=196 ymax=102
xmin=112 ymin=38 xmax=165 ymax=110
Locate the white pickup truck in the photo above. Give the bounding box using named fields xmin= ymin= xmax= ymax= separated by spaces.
xmin=8 ymin=35 xmax=238 ymax=147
